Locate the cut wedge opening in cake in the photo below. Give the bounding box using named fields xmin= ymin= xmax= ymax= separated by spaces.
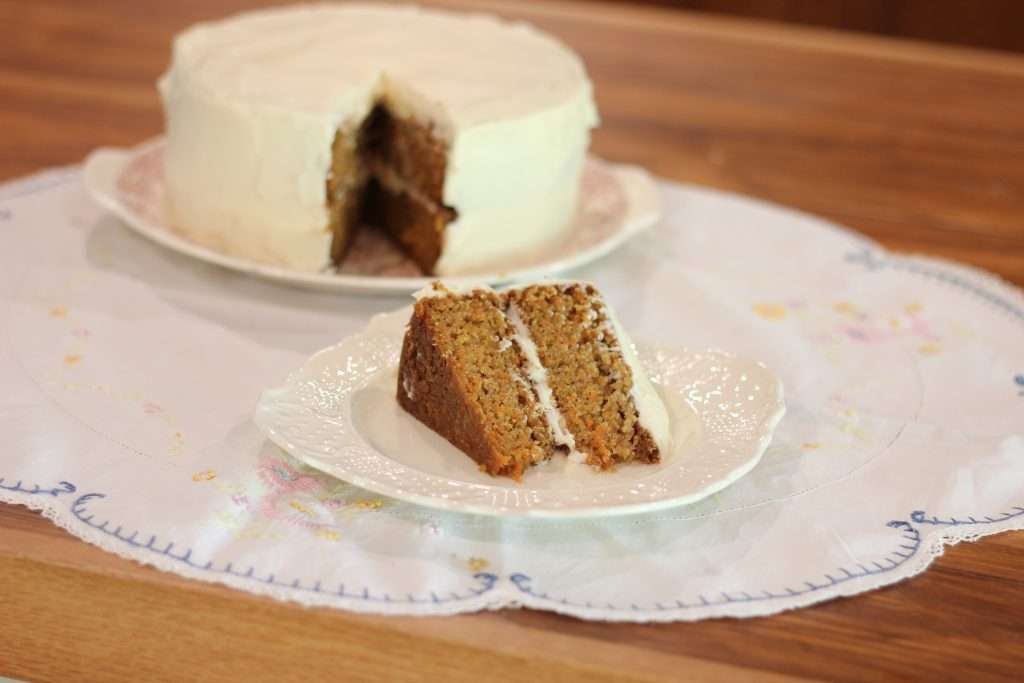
xmin=397 ymin=281 xmax=671 ymax=480
xmin=326 ymin=103 xmax=459 ymax=274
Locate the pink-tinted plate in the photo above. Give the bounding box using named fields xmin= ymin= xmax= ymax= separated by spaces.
xmin=83 ymin=138 xmax=662 ymax=295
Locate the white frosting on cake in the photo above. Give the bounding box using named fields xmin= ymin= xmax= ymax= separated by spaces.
xmin=411 ymin=281 xmax=493 ymax=300
xmin=598 ymin=297 xmax=672 ymax=455
xmin=159 ymin=4 xmax=599 ymax=275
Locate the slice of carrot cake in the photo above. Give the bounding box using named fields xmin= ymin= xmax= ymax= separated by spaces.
xmin=397 ymin=282 xmax=670 ymax=479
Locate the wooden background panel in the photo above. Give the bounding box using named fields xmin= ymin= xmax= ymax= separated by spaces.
xmin=582 ymin=0 xmax=1024 ymax=53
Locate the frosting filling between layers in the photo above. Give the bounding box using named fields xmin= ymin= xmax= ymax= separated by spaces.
xmin=505 ymin=301 xmax=586 ymax=462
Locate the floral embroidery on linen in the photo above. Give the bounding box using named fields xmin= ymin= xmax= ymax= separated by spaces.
xmin=209 ymin=454 xmax=389 ymax=542
xmin=750 ymin=299 xmax=950 ymax=355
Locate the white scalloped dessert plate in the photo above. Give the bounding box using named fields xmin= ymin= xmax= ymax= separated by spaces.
xmin=253 ymin=307 xmax=786 ymax=518
xmin=82 ymin=138 xmax=662 ymax=296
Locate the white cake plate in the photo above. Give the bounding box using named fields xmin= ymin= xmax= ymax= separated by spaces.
xmin=253 ymin=308 xmax=786 ymax=519
xmin=82 ymin=138 xmax=662 ymax=296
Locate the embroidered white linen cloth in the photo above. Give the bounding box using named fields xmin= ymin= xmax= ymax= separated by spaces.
xmin=1 ymin=166 xmax=1021 ymax=622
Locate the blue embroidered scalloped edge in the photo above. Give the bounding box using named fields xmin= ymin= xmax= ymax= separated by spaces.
xmin=6 ymin=482 xmax=496 ymax=606
xmin=0 ymin=478 xmax=76 ymax=497
xmin=6 ymin=477 xmax=1022 ymax=613
xmin=0 ymin=169 xmax=79 ymax=203
xmin=508 ymin=507 xmax=1024 ymax=612
xmin=846 ymin=247 xmax=1024 ymax=324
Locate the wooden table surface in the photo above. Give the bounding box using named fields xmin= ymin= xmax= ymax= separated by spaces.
xmin=2 ymin=0 xmax=1023 ymax=680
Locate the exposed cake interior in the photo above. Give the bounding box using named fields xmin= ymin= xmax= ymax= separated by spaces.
xmin=326 ymin=103 xmax=457 ymax=274
xmin=397 ymin=282 xmax=670 ymax=479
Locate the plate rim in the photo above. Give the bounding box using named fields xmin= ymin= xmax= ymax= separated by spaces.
xmin=253 ymin=309 xmax=787 ymax=519
xmin=83 ymin=137 xmax=663 ymax=296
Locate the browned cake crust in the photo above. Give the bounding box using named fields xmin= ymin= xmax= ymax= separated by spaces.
xmin=507 ymin=283 xmax=660 ymax=469
xmin=396 ymin=288 xmax=555 ymax=479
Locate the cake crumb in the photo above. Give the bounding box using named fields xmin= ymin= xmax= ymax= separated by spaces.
xmin=567 ymin=451 xmax=587 ymax=464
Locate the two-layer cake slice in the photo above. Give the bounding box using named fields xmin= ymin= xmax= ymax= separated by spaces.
xmin=397 ymin=282 xmax=670 ymax=479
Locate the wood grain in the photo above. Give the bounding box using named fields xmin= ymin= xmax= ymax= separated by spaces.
xmin=581 ymin=0 xmax=1024 ymax=54
xmin=1 ymin=1 xmax=1023 ymax=681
